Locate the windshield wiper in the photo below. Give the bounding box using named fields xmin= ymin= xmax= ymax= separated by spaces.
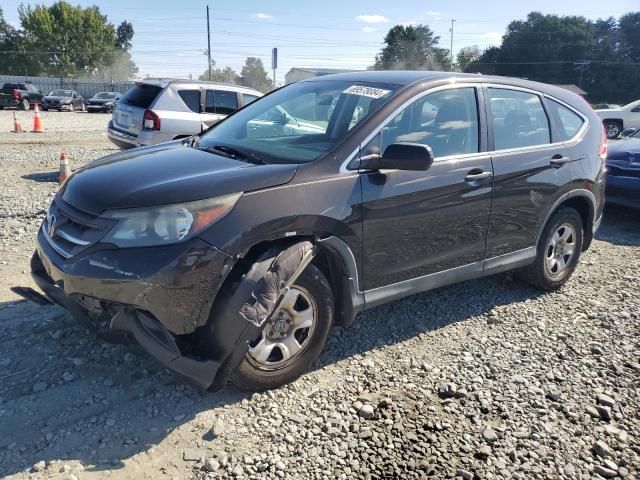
xmin=203 ymin=144 xmax=268 ymax=165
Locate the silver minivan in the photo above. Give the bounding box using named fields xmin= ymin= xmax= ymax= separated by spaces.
xmin=107 ymin=79 xmax=263 ymax=149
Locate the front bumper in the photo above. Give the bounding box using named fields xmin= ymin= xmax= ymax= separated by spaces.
xmin=32 ymin=233 xmax=238 ymax=390
xmin=35 ymin=227 xmax=234 ymax=335
xmin=87 ymin=104 xmax=112 ymax=112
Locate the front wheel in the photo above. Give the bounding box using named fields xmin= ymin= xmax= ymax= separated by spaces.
xmin=516 ymin=207 xmax=583 ymax=290
xmin=20 ymin=98 xmax=30 ymax=111
xmin=230 ymin=264 xmax=334 ymax=391
xmin=69 ymin=103 xmax=74 ymax=112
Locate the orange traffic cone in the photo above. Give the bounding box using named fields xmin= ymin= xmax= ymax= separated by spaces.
xmin=31 ymin=104 xmax=43 ymax=133
xmin=59 ymin=152 xmax=71 ymax=183
xmin=11 ymin=111 xmax=23 ymax=133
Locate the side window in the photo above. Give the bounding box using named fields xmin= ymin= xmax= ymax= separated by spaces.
xmin=178 ymin=89 xmax=201 ymax=113
xmin=488 ymin=88 xmax=550 ymax=150
xmin=546 ymin=99 xmax=584 ymax=141
xmin=205 ymin=90 xmax=239 ymax=115
xmin=243 ymin=93 xmax=260 ymax=105
xmin=377 ymin=87 xmax=479 ymax=158
xmin=631 ymin=105 xmax=640 ymax=113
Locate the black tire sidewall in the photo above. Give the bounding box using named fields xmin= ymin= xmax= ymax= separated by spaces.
xmin=230 ymin=264 xmax=334 ymax=391
xmin=535 ymin=208 xmax=583 ymax=289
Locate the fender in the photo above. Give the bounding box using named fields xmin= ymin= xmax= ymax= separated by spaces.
xmin=535 ymin=188 xmax=597 ymax=250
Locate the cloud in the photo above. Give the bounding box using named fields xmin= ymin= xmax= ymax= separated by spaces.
xmin=356 ymin=14 xmax=389 ymax=24
xmin=425 ymin=11 xmax=442 ymax=16
xmin=477 ymin=31 xmax=502 ymax=44
xmin=254 ymin=13 xmax=273 ymax=19
xmin=362 ymin=26 xmax=376 ymax=33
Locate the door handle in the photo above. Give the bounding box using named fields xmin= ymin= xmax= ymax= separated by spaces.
xmin=549 ymin=154 xmax=572 ymax=167
xmin=464 ymin=171 xmax=493 ymax=183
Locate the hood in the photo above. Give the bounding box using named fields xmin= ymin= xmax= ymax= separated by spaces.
xmin=607 ymin=137 xmax=640 ymax=161
xmin=60 ymin=142 xmax=298 ymax=214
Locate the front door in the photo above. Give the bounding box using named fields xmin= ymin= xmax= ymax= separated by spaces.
xmin=360 ymin=86 xmax=493 ymax=293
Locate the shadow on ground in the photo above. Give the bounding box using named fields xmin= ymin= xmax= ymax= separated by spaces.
xmin=0 ymin=206 xmax=636 ymax=476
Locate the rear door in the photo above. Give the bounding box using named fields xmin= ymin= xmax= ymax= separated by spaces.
xmin=484 ymin=85 xmax=574 ymax=259
xmin=113 ymin=83 xmax=163 ymax=135
xmin=202 ymin=89 xmax=240 ymax=129
xmin=360 ymin=85 xmax=494 ymax=292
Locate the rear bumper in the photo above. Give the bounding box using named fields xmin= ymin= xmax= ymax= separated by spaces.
xmin=0 ymin=98 xmax=20 ymax=108
xmin=107 ymin=120 xmax=175 ymax=149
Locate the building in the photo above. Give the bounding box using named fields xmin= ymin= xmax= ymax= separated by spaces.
xmin=285 ymin=68 xmax=362 ymax=84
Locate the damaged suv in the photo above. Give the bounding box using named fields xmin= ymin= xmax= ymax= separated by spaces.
xmin=16 ymin=71 xmax=606 ymax=391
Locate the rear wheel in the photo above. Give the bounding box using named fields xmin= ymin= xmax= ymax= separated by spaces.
xmin=603 ymin=120 xmax=622 ymax=139
xmin=230 ymin=264 xmax=334 ymax=391
xmin=516 ymin=207 xmax=583 ymax=290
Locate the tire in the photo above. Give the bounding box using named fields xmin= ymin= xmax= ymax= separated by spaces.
xmin=69 ymin=103 xmax=74 ymax=112
xmin=20 ymin=98 xmax=30 ymax=111
xmin=603 ymin=120 xmax=622 ymax=139
xmin=230 ymin=263 xmax=334 ymax=391
xmin=81 ymin=103 xmax=86 ymax=112
xmin=516 ymin=207 xmax=583 ymax=290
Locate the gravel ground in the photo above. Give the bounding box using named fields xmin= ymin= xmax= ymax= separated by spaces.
xmin=0 ymin=110 xmax=638 ymax=480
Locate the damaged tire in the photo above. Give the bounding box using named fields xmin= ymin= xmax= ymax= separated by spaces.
xmin=230 ymin=264 xmax=334 ymax=391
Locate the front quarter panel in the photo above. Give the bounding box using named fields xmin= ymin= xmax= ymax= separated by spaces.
xmin=198 ymin=168 xmax=364 ymax=279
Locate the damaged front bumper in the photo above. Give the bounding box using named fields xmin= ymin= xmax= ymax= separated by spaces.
xmin=27 ymin=232 xmax=236 ymax=390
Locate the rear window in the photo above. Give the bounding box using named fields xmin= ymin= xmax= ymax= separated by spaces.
xmin=205 ymin=89 xmax=239 ymax=115
xmin=546 ymin=99 xmax=585 ymax=141
xmin=178 ymin=89 xmax=201 ymax=112
xmin=120 ymin=84 xmax=162 ymax=109
xmin=3 ymin=83 xmax=25 ymax=90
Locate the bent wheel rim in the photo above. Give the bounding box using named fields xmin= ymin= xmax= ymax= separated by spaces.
xmin=545 ymin=223 xmax=576 ymax=279
xmin=246 ymin=285 xmax=317 ymax=371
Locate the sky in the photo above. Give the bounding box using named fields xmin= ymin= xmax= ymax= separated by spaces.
xmin=2 ymin=0 xmax=639 ymax=82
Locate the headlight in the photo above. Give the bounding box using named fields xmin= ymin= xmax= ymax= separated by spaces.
xmin=100 ymin=193 xmax=241 ymax=247
xmin=61 ymin=99 xmax=71 ymax=104
xmin=104 ymin=101 xmax=114 ymax=106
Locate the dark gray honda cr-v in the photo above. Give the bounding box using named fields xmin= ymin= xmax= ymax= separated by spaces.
xmin=17 ymin=71 xmax=606 ymax=391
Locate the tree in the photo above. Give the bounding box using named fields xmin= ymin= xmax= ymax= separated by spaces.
xmin=0 ymin=1 xmax=137 ymax=79
xmin=373 ymin=24 xmax=450 ymax=71
xmin=239 ymin=57 xmax=272 ymax=92
xmin=467 ymin=12 xmax=640 ymax=104
xmin=456 ymin=45 xmax=481 ymax=72
xmin=199 ymin=66 xmax=239 ymax=83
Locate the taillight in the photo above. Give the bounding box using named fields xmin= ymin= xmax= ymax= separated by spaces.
xmin=12 ymin=89 xmax=19 ymax=100
xmin=143 ymin=109 xmax=160 ymax=130
xmin=599 ymin=125 xmax=607 ymax=161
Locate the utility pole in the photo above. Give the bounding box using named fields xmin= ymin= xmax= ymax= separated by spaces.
xmin=271 ymin=48 xmax=278 ymax=89
xmin=449 ymin=19 xmax=456 ymax=72
xmin=206 ymin=5 xmax=212 ymax=81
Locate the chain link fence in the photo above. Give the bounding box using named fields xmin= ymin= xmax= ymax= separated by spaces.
xmin=0 ymin=75 xmax=134 ymax=98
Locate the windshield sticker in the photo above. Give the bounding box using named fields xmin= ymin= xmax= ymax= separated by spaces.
xmin=343 ymin=85 xmax=391 ymax=99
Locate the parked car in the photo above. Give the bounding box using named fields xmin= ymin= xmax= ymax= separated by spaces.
xmin=17 ymin=71 xmax=605 ymax=392
xmin=0 ymin=82 xmax=43 ymax=110
xmin=41 ymin=89 xmax=85 ymax=112
xmin=107 ymin=79 xmax=263 ymax=149
xmin=606 ymin=128 xmax=640 ymax=209
xmin=86 ymin=91 xmax=121 ymax=113
xmin=596 ymin=100 xmax=640 ymax=139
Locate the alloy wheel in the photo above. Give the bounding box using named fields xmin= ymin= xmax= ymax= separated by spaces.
xmin=545 ymin=223 xmax=576 ymax=279
xmin=247 ymin=286 xmax=317 ymax=371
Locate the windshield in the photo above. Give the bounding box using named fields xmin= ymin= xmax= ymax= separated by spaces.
xmin=197 ymin=80 xmax=401 ymax=164
xmin=95 ymin=92 xmax=116 ymax=99
xmin=50 ymin=89 xmax=72 ymax=96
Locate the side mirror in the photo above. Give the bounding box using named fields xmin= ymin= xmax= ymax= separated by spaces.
xmin=361 ymin=143 xmax=434 ymax=171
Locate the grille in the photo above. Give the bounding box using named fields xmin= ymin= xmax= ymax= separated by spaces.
xmin=42 ymin=200 xmax=113 ymax=258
